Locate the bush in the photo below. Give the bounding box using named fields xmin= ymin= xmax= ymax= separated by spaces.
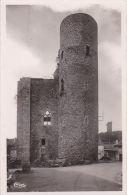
xmin=84 ymin=159 xmax=92 ymax=164
xmin=7 ymin=172 xmax=15 ymax=189
xmin=55 ymin=158 xmax=72 ymax=167
xmin=47 ymin=159 xmax=59 ymax=167
xmin=7 ymin=159 xmax=21 ymax=169
xmin=22 ymin=163 xmax=31 ymax=173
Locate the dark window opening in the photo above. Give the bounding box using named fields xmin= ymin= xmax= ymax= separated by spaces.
xmin=41 ymin=138 xmax=45 ymax=145
xmin=86 ymin=45 xmax=90 ymax=56
xmin=61 ymin=50 xmax=64 ymax=59
xmin=44 ymin=117 xmax=47 ymax=122
xmin=84 ymin=115 xmax=89 ymax=126
xmin=60 ymin=79 xmax=64 ymax=96
xmin=43 ymin=111 xmax=51 ymax=125
xmin=61 ymin=79 xmax=64 ymax=91
xmin=47 ymin=116 xmax=50 ymax=122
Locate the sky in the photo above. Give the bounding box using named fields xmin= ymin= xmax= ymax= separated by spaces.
xmin=1 ymin=1 xmax=122 ymax=138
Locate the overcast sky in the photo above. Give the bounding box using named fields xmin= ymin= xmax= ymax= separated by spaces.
xmin=1 ymin=1 xmax=122 ymax=138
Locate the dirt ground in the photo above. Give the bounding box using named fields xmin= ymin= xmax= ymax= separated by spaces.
xmin=8 ymin=161 xmax=122 ymax=192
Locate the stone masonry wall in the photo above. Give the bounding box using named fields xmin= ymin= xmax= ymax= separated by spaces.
xmin=17 ymin=78 xmax=31 ymax=164
xmin=30 ymin=78 xmax=58 ymax=164
xmin=17 ymin=13 xmax=98 ymax=167
xmin=58 ymin=13 xmax=98 ymax=164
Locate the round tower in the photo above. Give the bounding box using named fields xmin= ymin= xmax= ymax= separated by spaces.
xmin=58 ymin=13 xmax=98 ymax=164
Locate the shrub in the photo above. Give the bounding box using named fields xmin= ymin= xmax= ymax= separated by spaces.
xmin=22 ymin=163 xmax=31 ymax=173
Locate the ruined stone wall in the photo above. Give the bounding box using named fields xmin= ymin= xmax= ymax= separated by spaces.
xmin=30 ymin=78 xmax=58 ymax=164
xmin=17 ymin=78 xmax=31 ymax=164
xmin=58 ymin=13 xmax=98 ymax=164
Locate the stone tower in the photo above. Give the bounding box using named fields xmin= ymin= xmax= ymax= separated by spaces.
xmin=17 ymin=13 xmax=98 ymax=167
xmin=58 ymin=13 xmax=98 ymax=164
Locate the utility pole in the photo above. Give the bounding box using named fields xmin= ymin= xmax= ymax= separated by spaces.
xmin=106 ymin=122 xmax=112 ymax=144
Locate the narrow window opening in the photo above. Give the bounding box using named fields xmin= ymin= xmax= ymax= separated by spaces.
xmin=41 ymin=138 xmax=45 ymax=145
xmin=44 ymin=117 xmax=47 ymax=122
xmin=60 ymin=79 xmax=64 ymax=96
xmin=61 ymin=79 xmax=64 ymax=91
xmin=61 ymin=50 xmax=64 ymax=59
xmin=86 ymin=45 xmax=90 ymax=56
xmin=43 ymin=111 xmax=51 ymax=126
xmin=84 ymin=115 xmax=89 ymax=126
